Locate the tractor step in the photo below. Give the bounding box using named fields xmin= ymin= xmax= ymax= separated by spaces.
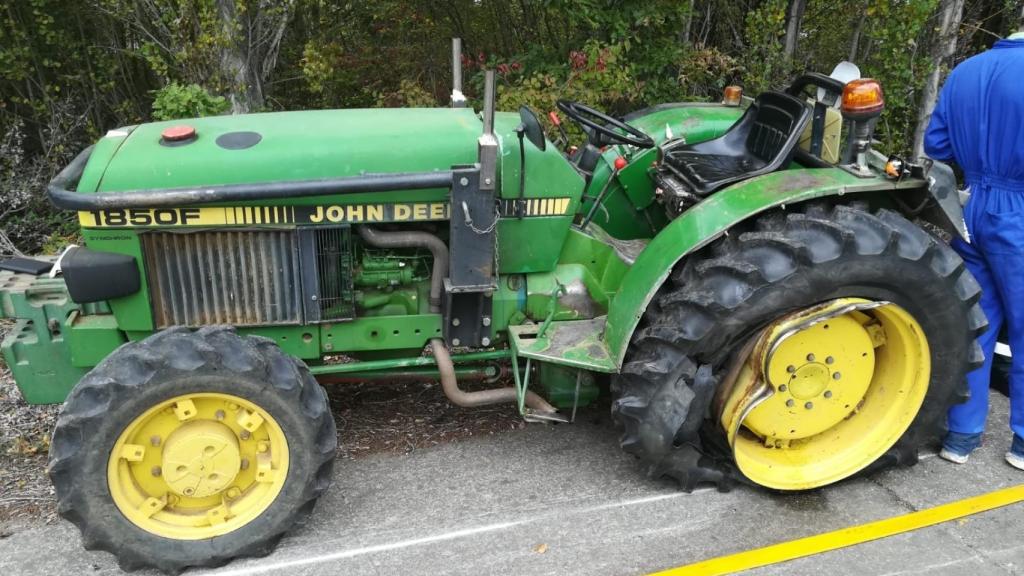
xmin=508 ymin=316 xmax=617 ymax=374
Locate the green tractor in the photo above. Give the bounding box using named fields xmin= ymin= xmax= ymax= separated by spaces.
xmin=0 ymin=40 xmax=983 ymax=573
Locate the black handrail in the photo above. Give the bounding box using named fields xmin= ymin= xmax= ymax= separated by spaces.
xmin=48 ymin=146 xmax=457 ymax=210
xmin=786 ymin=72 xmax=847 ymax=99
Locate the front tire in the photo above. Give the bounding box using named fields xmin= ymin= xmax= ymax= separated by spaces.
xmin=48 ymin=326 xmax=337 ymax=573
xmin=612 ymin=203 xmax=985 ymax=491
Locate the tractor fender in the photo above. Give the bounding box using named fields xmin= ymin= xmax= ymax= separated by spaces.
xmin=603 ymin=167 xmax=904 ymax=367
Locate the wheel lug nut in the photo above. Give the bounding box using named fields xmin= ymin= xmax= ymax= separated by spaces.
xmin=778 ymin=384 xmax=788 ymax=392
xmin=786 ymin=399 xmax=795 ymax=408
xmin=240 ymin=430 xmax=251 ymax=440
xmin=833 ymin=372 xmax=842 ymax=380
xmin=825 ymin=356 xmax=834 ymax=365
xmin=150 ymin=435 xmax=161 ymax=447
xmin=824 ymin=390 xmax=833 ymax=399
xmin=226 ymin=487 xmax=241 ymax=499
xmin=151 ymin=466 xmax=162 ymax=477
xmin=786 ymin=365 xmax=796 ymax=373
xmin=805 ymin=402 xmax=814 ymax=410
xmin=215 ymin=410 xmax=226 ymax=420
xmin=240 ymin=458 xmax=250 ymax=470
xmin=806 ymin=353 xmax=816 ymax=362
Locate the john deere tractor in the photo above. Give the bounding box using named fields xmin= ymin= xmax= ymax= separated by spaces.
xmin=0 ymin=40 xmax=983 ymax=572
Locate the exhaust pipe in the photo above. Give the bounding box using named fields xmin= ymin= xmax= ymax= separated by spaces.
xmin=451 ymin=38 xmax=467 ymax=108
xmin=430 ymin=339 xmax=556 ymax=412
xmin=357 ymin=225 xmax=557 ymax=414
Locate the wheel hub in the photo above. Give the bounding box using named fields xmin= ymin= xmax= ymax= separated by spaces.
xmin=744 ymin=313 xmax=875 ymax=441
xmin=161 ymin=420 xmax=241 ymax=498
xmin=789 ymin=363 xmax=829 ymax=399
xmin=107 ymin=392 xmax=289 ymax=540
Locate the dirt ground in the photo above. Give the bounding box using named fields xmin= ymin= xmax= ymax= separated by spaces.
xmin=0 ymin=354 xmax=528 ymax=531
xmin=0 ymin=366 xmax=59 ymax=529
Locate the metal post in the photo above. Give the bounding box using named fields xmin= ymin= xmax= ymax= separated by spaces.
xmin=477 ymin=70 xmax=498 ymax=191
xmin=451 ymin=38 xmax=466 ymax=108
xmin=482 ymin=70 xmax=495 ymax=135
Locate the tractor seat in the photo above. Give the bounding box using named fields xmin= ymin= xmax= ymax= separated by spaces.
xmin=660 ymin=91 xmax=811 ymax=196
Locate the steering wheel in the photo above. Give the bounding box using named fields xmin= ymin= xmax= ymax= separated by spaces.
xmin=556 ymin=100 xmax=655 ymax=149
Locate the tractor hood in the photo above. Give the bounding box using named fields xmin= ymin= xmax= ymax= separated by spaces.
xmin=82 ymin=108 xmax=484 ymax=193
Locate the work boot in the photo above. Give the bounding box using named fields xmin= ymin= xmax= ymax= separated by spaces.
xmin=1007 ymin=434 xmax=1024 ymax=471
xmin=940 ymin=431 xmax=982 ymax=464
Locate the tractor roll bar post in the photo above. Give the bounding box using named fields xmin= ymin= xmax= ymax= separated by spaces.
xmin=477 ymin=69 xmax=498 ymax=191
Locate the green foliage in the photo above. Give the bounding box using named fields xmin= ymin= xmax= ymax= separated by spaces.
xmin=742 ymin=0 xmax=797 ymax=94
xmin=374 ymin=80 xmax=439 ymax=108
xmin=151 ymin=83 xmax=229 ymax=121
xmin=676 ymin=46 xmax=742 ymax=100
xmin=858 ymin=0 xmax=938 ymax=154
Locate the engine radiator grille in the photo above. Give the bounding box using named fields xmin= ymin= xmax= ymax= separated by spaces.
xmin=141 ymin=228 xmax=353 ymax=329
xmin=305 ymin=226 xmax=356 ymax=323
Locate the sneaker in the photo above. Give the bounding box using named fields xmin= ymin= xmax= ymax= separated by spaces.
xmin=940 ymin=431 xmax=982 ymax=464
xmin=1007 ymin=435 xmax=1024 ymax=471
xmin=1007 ymin=452 xmax=1024 ymax=470
xmin=940 ymin=448 xmax=970 ymax=464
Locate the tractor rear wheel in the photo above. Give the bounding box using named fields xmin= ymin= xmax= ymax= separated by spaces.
xmin=48 ymin=326 xmax=336 ymax=573
xmin=612 ymin=203 xmax=986 ymax=491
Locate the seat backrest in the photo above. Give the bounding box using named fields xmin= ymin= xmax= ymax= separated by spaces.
xmin=745 ymin=91 xmax=810 ymax=164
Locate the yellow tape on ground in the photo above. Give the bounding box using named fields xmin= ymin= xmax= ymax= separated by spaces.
xmin=651 ymin=483 xmax=1024 ymax=576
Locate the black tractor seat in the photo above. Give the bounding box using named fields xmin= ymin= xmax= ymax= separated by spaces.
xmin=660 ymin=91 xmax=812 ymax=196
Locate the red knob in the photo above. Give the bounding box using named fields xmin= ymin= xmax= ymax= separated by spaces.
xmin=161 ymin=125 xmax=196 ymax=142
xmin=614 ymin=157 xmax=628 ymax=171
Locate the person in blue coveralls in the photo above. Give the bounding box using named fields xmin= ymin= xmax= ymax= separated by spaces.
xmin=924 ymin=25 xmax=1024 ymax=470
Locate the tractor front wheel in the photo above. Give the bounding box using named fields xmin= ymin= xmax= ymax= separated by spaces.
xmin=48 ymin=326 xmax=336 ymax=573
xmin=612 ymin=203 xmax=986 ymax=491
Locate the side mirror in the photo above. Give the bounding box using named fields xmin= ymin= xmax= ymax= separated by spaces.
xmin=518 ymin=106 xmax=546 ymax=152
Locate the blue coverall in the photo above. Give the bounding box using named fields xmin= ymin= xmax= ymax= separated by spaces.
xmin=924 ymin=38 xmax=1024 ymax=452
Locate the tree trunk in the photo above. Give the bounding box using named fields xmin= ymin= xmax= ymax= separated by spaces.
xmin=783 ymin=0 xmax=807 ymax=59
xmin=848 ymin=11 xmax=866 ymax=62
xmin=913 ymin=0 xmax=965 ymax=159
xmin=681 ymin=0 xmax=695 ymax=47
xmin=216 ymin=0 xmax=260 ymax=114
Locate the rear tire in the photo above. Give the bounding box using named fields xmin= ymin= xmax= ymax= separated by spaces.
xmin=48 ymin=326 xmax=336 ymax=574
xmin=612 ymin=203 xmax=986 ymax=491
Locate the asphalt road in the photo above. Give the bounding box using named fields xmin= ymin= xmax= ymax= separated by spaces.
xmin=2 ymin=391 xmax=1022 ymax=576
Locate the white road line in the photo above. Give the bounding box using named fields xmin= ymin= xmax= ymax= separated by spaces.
xmin=209 ymin=491 xmax=692 ymax=575
xmin=210 ymin=520 xmax=527 ymax=575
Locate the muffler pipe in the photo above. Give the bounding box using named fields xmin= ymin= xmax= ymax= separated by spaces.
xmin=451 ymin=38 xmax=467 ymax=108
xmin=431 ymin=339 xmax=557 ymax=412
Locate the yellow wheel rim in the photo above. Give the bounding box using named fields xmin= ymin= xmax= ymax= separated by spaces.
xmin=107 ymin=392 xmax=289 ymax=540
xmin=729 ymin=299 xmax=930 ymax=490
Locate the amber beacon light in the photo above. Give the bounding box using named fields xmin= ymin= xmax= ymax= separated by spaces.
xmin=723 ymin=85 xmax=743 ymax=107
xmin=841 ymin=79 xmax=885 ymax=120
